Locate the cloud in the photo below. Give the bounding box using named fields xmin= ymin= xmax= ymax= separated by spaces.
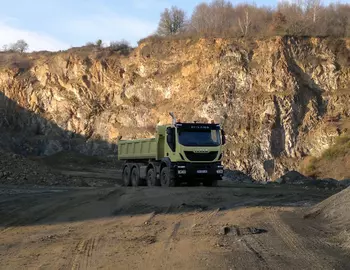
xmin=0 ymin=22 xmax=69 ymax=52
xmin=67 ymin=13 xmax=158 ymax=46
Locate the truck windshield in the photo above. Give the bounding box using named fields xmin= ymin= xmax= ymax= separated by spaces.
xmin=177 ymin=129 xmax=221 ymax=146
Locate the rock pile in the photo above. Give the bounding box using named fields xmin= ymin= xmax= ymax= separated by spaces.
xmin=223 ymin=170 xmax=256 ymax=184
xmin=0 ymin=149 xmax=77 ymax=186
xmin=275 ymin=170 xmax=350 ymax=188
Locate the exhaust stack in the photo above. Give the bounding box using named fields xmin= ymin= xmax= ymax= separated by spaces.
xmin=169 ymin=112 xmax=176 ymax=127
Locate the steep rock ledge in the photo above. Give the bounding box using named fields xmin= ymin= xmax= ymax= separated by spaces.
xmin=0 ymin=37 xmax=349 ymax=180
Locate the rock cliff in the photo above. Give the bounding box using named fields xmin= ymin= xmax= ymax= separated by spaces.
xmin=0 ymin=37 xmax=349 ymax=180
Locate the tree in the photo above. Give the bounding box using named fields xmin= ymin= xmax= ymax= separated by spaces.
xmin=270 ymin=11 xmax=287 ymax=34
xmin=306 ymin=0 xmax=322 ymax=23
xmin=96 ymin=39 xmax=103 ymax=47
xmin=238 ymin=8 xmax=251 ymax=36
xmin=10 ymin=39 xmax=28 ymax=53
xmin=190 ymin=0 xmax=235 ymax=36
xmin=157 ymin=6 xmax=185 ymax=36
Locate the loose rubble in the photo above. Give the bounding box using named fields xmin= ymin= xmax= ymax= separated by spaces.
xmin=274 ymin=170 xmax=350 ymax=188
xmin=0 ymin=149 xmax=79 ymax=186
xmin=223 ymin=170 xmax=256 ymax=183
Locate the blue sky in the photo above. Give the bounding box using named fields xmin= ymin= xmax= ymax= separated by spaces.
xmin=0 ymin=0 xmax=346 ymax=51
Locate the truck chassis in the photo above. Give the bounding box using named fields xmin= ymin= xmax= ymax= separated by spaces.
xmin=122 ymin=159 xmax=222 ymax=187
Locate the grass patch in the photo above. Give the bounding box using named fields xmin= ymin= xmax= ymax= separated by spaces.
xmin=302 ymin=133 xmax=350 ymax=179
xmin=321 ymin=135 xmax=350 ymax=161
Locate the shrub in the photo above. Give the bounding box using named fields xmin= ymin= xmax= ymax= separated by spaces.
xmin=109 ymin=40 xmax=132 ymax=56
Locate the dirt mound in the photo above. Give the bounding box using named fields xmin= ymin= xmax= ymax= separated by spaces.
xmin=304 ymin=187 xmax=350 ymax=249
xmin=0 ymin=150 xmax=81 ymax=186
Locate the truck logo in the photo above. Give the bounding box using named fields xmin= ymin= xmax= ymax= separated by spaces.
xmin=194 ymin=149 xmax=209 ymax=153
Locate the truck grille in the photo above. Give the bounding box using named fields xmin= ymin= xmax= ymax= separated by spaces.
xmin=184 ymin=151 xmax=218 ymax=161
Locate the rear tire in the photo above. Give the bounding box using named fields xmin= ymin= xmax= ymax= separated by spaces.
xmin=160 ymin=167 xmax=176 ymax=187
xmin=131 ymin=166 xmax=142 ymax=187
xmin=122 ymin=165 xmax=131 ymax=186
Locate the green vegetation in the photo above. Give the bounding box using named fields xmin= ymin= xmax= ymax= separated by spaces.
xmin=322 ymin=135 xmax=350 ymax=160
xmin=303 ymin=133 xmax=350 ymax=179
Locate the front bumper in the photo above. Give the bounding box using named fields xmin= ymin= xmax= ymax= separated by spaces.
xmin=174 ymin=162 xmax=224 ymax=180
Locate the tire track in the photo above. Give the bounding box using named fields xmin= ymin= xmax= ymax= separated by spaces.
xmin=71 ymin=237 xmax=99 ymax=270
xmin=241 ymin=237 xmax=270 ymax=270
xmin=164 ymin=221 xmax=181 ymax=250
xmin=268 ymin=211 xmax=326 ymax=269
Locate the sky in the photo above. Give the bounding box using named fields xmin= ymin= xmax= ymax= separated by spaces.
xmin=0 ymin=0 xmax=347 ymax=52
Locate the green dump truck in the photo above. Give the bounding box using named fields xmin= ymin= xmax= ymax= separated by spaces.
xmin=118 ymin=113 xmax=226 ymax=187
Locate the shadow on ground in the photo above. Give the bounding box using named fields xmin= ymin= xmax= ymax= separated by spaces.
xmin=0 ymin=182 xmax=343 ymax=228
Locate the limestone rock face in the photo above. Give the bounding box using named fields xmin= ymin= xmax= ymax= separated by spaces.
xmin=0 ymin=37 xmax=349 ymax=180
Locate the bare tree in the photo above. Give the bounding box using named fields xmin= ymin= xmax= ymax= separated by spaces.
xmin=238 ymin=8 xmax=251 ymax=36
xmin=306 ymin=0 xmax=322 ymax=23
xmin=157 ymin=6 xmax=186 ymax=36
xmin=10 ymin=40 xmax=29 ymax=53
xmin=190 ymin=0 xmax=235 ymax=36
xmin=190 ymin=3 xmax=212 ymax=34
xmin=154 ymin=0 xmax=350 ymax=38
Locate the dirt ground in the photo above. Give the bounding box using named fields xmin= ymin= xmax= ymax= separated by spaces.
xmin=1 ymin=178 xmax=350 ymax=270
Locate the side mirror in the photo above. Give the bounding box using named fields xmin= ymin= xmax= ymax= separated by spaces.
xmin=221 ymin=129 xmax=226 ymax=145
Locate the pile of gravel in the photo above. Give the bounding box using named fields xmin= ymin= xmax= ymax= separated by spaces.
xmin=275 ymin=170 xmax=350 ymax=188
xmin=304 ymin=187 xmax=350 ymax=249
xmin=0 ymin=150 xmax=79 ymax=186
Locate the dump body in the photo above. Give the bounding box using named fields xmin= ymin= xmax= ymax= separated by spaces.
xmin=118 ymin=138 xmax=158 ymax=160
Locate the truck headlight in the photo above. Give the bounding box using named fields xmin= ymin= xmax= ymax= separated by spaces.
xmin=216 ymin=170 xmax=223 ymax=174
xmin=177 ymin=166 xmax=186 ymax=169
xmin=178 ymin=170 xmax=187 ymax=174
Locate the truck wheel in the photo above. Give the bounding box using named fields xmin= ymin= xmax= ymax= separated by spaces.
xmin=147 ymin=168 xmax=158 ymax=187
xmin=160 ymin=167 xmax=176 ymax=187
xmin=122 ymin=165 xmax=131 ymax=186
xmin=131 ymin=166 xmax=142 ymax=187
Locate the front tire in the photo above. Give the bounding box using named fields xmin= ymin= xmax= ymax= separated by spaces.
xmin=160 ymin=167 xmax=176 ymax=187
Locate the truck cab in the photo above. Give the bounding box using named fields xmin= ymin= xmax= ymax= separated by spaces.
xmin=161 ymin=122 xmax=225 ymax=184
